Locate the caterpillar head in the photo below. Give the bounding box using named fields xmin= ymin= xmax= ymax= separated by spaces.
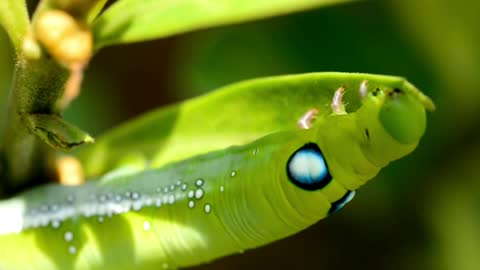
xmin=282 ymin=75 xmax=433 ymax=215
xmin=356 ymin=77 xmax=434 ymax=169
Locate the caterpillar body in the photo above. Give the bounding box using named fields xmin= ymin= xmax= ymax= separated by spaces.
xmin=75 ymin=73 xmax=434 ymax=179
xmin=0 ymin=73 xmax=433 ymax=270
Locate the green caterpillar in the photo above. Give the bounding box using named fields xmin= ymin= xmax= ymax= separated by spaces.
xmin=0 ymin=73 xmax=433 ymax=270
xmin=75 ymin=73 xmax=434 ymax=179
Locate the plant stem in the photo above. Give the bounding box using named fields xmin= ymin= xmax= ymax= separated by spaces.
xmin=0 ymin=55 xmax=69 ymax=194
xmin=0 ymin=0 xmax=108 ymax=196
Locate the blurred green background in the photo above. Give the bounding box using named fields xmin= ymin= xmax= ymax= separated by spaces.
xmin=1 ymin=0 xmax=479 ymax=269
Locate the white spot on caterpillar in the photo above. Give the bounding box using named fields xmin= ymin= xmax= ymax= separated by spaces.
xmin=98 ymin=194 xmax=107 ymax=202
xmin=145 ymin=198 xmax=153 ymax=206
xmin=155 ymin=199 xmax=162 ymax=208
xmin=176 ymin=180 xmax=182 ymax=186
xmin=51 ymin=220 xmax=61 ymax=229
xmin=187 ymin=190 xmax=194 ymax=199
xmin=64 ymin=231 xmax=73 ymax=242
xmin=68 ymin=245 xmax=77 ymax=254
xmin=67 ymin=195 xmax=75 ymax=203
xmin=112 ymin=204 xmax=123 ymax=215
xmin=204 ymin=203 xmax=212 ymax=214
xmin=156 ymin=187 xmax=162 ymax=193
xmin=169 ymin=184 xmax=175 ymax=191
xmin=195 ymin=178 xmax=204 ymax=187
xmin=194 ymin=189 xmax=204 ymax=200
xmin=188 ymin=200 xmax=195 ymax=208
xmin=220 ymin=186 xmax=224 ymax=192
xmin=40 ymin=219 xmax=49 ymax=227
xmin=114 ymin=195 xmax=122 ymax=202
xmin=131 ymin=192 xmax=141 ymax=200
xmin=163 ymin=187 xmax=169 ymax=193
xmin=181 ymin=183 xmax=188 ymax=191
xmin=133 ymin=201 xmax=143 ymax=211
xmin=143 ymin=221 xmax=151 ymax=231
xmin=125 ymin=191 xmax=131 ymax=198
xmin=49 ymin=204 xmax=59 ymax=212
xmin=231 ymin=171 xmax=236 ymax=177
xmin=168 ymin=194 xmax=175 ymax=205
xmin=96 ymin=204 xmax=108 ymax=217
xmin=98 ymin=216 xmax=104 ymax=223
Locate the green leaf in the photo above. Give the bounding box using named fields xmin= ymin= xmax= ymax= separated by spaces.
xmin=92 ymin=0 xmax=356 ymax=49
xmin=23 ymin=113 xmax=94 ymax=150
xmin=0 ymin=0 xmax=29 ymax=51
xmin=85 ymin=0 xmax=109 ymax=24
xmin=32 ymin=0 xmax=108 ymax=24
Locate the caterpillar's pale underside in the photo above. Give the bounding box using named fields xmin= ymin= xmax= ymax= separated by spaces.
xmin=0 ymin=73 xmax=433 ymax=270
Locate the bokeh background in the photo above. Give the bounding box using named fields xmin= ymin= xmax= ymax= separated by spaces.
xmin=1 ymin=0 xmax=479 ymax=269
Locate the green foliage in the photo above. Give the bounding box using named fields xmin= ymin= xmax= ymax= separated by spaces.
xmin=0 ymin=0 xmax=478 ymax=269
xmin=22 ymin=113 xmax=94 ymax=149
xmin=92 ymin=0 xmax=356 ymax=49
xmin=0 ymin=0 xmax=353 ymax=190
xmin=0 ymin=0 xmax=29 ymax=51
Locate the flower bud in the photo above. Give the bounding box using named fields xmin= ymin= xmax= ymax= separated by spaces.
xmin=35 ymin=9 xmax=92 ymax=67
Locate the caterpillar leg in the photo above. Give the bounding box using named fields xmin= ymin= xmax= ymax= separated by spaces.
xmin=331 ymin=86 xmax=347 ymax=115
xmin=56 ymin=156 xmax=85 ymax=186
xmin=298 ymin=108 xmax=319 ymax=129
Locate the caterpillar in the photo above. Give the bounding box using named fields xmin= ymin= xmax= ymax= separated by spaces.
xmin=75 ymin=73 xmax=434 ymax=179
xmin=0 ymin=73 xmax=433 ymax=270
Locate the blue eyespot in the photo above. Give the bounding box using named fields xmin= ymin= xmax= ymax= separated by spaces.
xmin=286 ymin=143 xmax=332 ymax=191
xmin=329 ymin=190 xmax=356 ymax=214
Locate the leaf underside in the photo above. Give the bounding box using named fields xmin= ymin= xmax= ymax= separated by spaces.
xmin=92 ymin=0 xmax=356 ymax=49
